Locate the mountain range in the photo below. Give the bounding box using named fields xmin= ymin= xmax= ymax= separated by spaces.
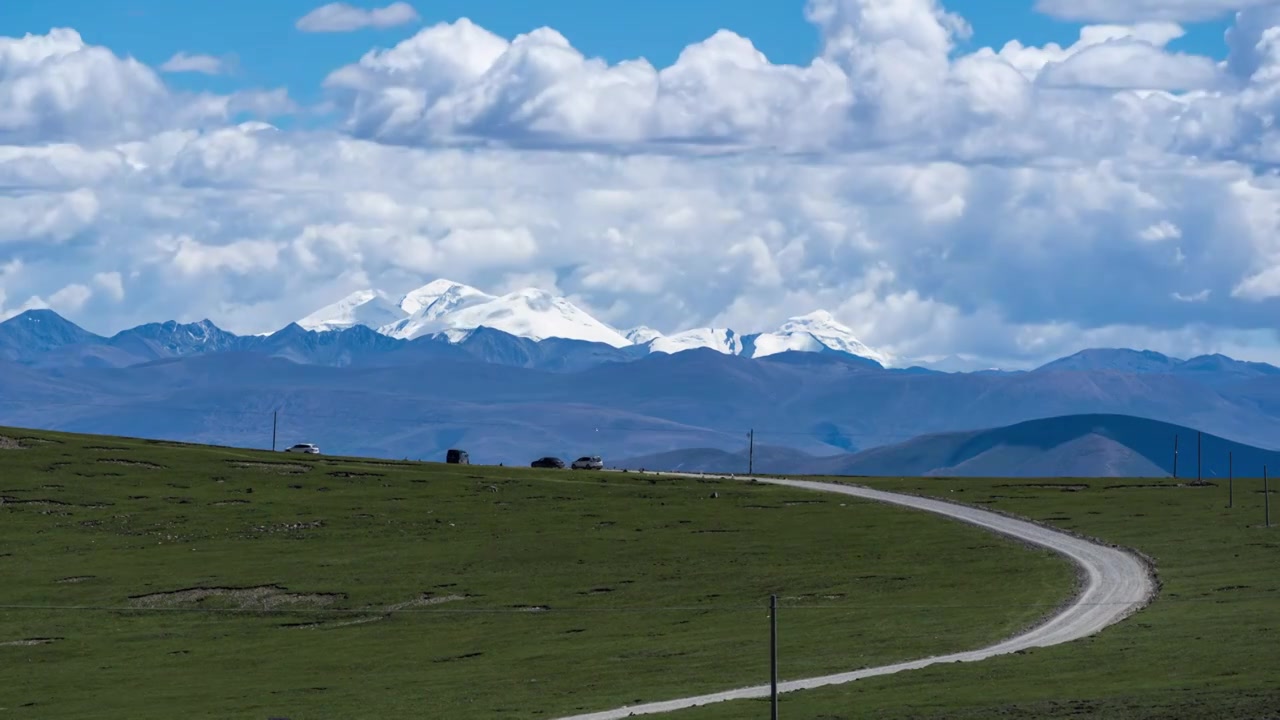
xmin=295 ymin=279 xmax=896 ymax=365
xmin=618 ymin=414 xmax=1280 ymax=478
xmin=4 ymin=298 xmax=1280 ymax=475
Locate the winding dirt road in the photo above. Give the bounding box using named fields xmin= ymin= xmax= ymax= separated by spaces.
xmin=552 ymin=474 xmax=1157 ymax=720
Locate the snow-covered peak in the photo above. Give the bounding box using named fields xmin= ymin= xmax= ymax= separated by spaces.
xmin=788 ymin=310 xmax=836 ymax=325
xmin=625 ymin=326 xmax=663 ymax=345
xmin=294 ymin=284 xmax=889 ymax=364
xmin=443 ymin=288 xmax=631 ymax=347
xmin=383 ymin=279 xmax=496 ymax=339
xmin=749 ymin=310 xmax=892 ymax=366
xmin=301 ymin=280 xmax=629 ymax=346
xmin=649 ymin=328 xmax=742 ymax=355
xmin=298 ymin=289 xmax=406 ymax=333
xmin=398 ymin=279 xmax=492 ymax=316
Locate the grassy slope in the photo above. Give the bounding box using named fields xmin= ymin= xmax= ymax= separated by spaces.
xmin=668 ymin=476 xmax=1280 ymax=720
xmin=0 ymin=429 xmax=1073 ymax=720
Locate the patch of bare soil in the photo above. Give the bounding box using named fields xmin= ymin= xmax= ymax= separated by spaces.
xmin=0 ymin=637 xmax=62 ymax=646
xmin=281 ymin=615 xmax=386 ymax=630
xmin=129 ymin=584 xmax=346 ymax=610
xmin=251 ymin=520 xmax=324 ymax=534
xmin=210 ymin=499 xmax=249 ymax=506
xmin=328 ymin=471 xmax=384 ymax=478
xmin=96 ymin=459 xmax=164 ymax=469
xmin=281 ymin=592 xmax=475 ymax=630
xmin=85 ymin=446 xmax=130 ymax=451
xmin=1 ymin=495 xmax=111 ymax=510
xmin=1 ymin=496 xmax=73 ymax=507
xmin=56 ymin=576 xmax=94 ymax=584
xmin=0 ymin=435 xmax=25 ymax=450
xmin=994 ymin=483 xmax=1090 ymax=491
xmin=228 ymin=461 xmax=312 ymax=474
xmin=385 ymin=593 xmax=472 ymax=611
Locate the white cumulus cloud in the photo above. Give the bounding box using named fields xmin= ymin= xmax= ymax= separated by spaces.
xmin=49 ymin=283 xmax=92 ymax=312
xmin=160 ymin=52 xmax=234 ymax=75
xmin=7 ymin=1 xmax=1280 ymax=365
xmin=93 ymin=271 xmax=125 ymax=301
xmin=0 ymin=29 xmax=292 ymax=145
xmin=297 ymin=2 xmax=421 ymax=32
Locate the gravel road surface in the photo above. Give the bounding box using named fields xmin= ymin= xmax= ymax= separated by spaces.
xmin=551 ymin=473 xmax=1156 ymax=720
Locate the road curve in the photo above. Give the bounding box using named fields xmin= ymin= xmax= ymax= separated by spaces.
xmin=551 ymin=473 xmax=1157 ymax=720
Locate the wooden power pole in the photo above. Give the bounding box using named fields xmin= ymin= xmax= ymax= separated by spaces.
xmin=770 ymin=593 xmax=778 ymax=719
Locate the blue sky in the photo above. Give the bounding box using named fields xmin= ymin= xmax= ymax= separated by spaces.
xmin=4 ymin=0 xmax=1236 ymax=104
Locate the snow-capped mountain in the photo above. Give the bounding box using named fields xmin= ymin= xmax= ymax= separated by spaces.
xmin=747 ymin=311 xmax=894 ymax=366
xmin=629 ymin=312 xmax=892 ymax=366
xmin=301 ymin=280 xmax=631 ymax=347
xmin=649 ymin=328 xmax=743 ymax=356
xmin=425 ymin=288 xmax=631 ymax=348
xmin=297 ymin=289 xmax=405 ymax=333
xmin=382 ymin=280 xmax=496 ymax=339
xmin=395 ymin=279 xmax=494 ymax=318
xmin=624 ymin=326 xmax=663 ymax=345
xmin=295 ymin=279 xmax=890 ymax=364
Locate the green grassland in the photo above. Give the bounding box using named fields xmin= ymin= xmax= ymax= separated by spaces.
xmin=668 ymin=475 xmax=1280 ymax=720
xmin=0 ymin=428 xmax=1074 ymax=720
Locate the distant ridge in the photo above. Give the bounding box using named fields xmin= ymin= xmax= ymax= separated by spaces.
xmin=1034 ymin=348 xmax=1280 ymax=382
xmin=618 ymin=414 xmax=1280 ymax=478
xmin=6 ymin=309 xmax=1280 ymax=465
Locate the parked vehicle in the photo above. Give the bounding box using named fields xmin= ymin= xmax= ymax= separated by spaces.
xmin=571 ymin=456 xmax=604 ymax=470
xmin=531 ymin=456 xmax=565 ymax=469
xmin=283 ymin=443 xmax=320 ymax=455
xmin=446 ymin=448 xmax=470 ymax=464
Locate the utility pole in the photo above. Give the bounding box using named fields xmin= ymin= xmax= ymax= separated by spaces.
xmin=770 ymin=593 xmax=778 ymax=720
xmin=1228 ymin=452 xmax=1234 ymax=509
xmin=748 ymin=429 xmax=755 ymax=476
xmin=1173 ymin=435 xmax=1179 ymax=479
xmin=1266 ymin=465 xmax=1272 ymax=528
xmin=1196 ymin=431 xmax=1202 ymax=484
xmin=272 ymin=410 xmax=278 ymax=452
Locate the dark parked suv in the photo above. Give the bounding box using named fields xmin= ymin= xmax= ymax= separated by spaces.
xmin=531 ymin=456 xmax=565 ymax=469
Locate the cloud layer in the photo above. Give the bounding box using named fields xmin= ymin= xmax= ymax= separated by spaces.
xmin=160 ymin=51 xmax=235 ymax=75
xmin=296 ymin=2 xmax=421 ymax=33
xmin=5 ymin=0 xmax=1280 ymax=367
xmin=1034 ymin=0 xmax=1272 ymax=23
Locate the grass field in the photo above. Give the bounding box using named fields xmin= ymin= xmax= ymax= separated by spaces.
xmin=665 ymin=475 xmax=1280 ymax=720
xmin=0 ymin=428 xmax=1075 ymax=719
